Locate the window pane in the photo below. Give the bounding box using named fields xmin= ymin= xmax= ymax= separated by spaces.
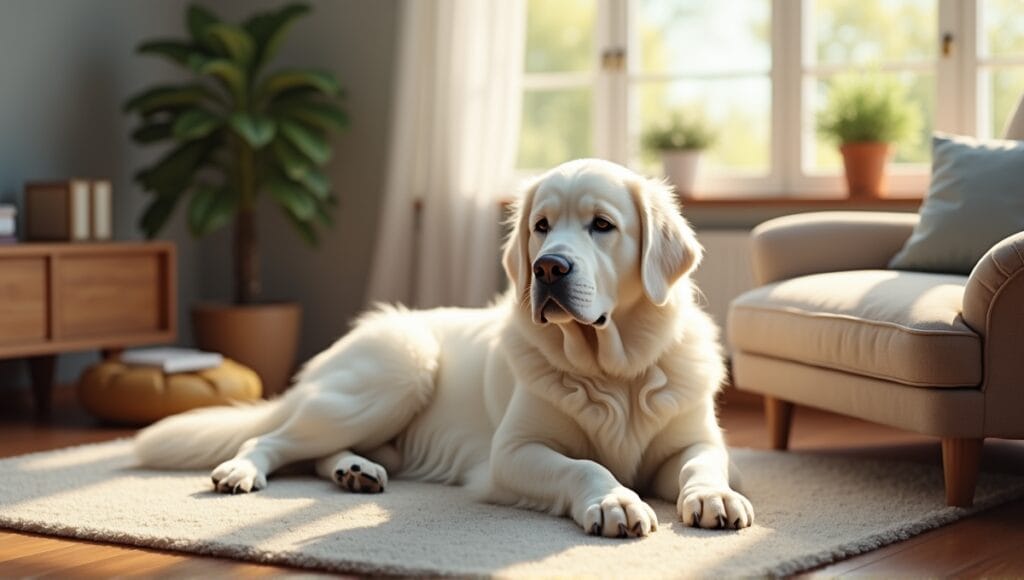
xmin=982 ymin=0 xmax=1024 ymax=58
xmin=806 ymin=72 xmax=934 ymax=171
xmin=632 ymin=78 xmax=771 ymax=176
xmin=981 ymin=67 xmax=1024 ymax=138
xmin=635 ymin=0 xmax=770 ymax=75
xmin=517 ymin=88 xmax=593 ymax=169
xmin=525 ymin=0 xmax=595 ymax=73
xmin=812 ymin=0 xmax=937 ymax=66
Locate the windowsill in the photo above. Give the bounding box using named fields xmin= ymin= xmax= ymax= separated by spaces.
xmin=678 ymin=194 xmax=924 ymax=229
xmin=676 ymin=194 xmax=924 ymax=208
xmin=421 ymin=195 xmax=924 ymax=223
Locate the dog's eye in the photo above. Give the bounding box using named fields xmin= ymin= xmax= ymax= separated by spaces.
xmin=534 ymin=218 xmax=549 ymax=233
xmin=591 ymin=217 xmax=615 ymax=232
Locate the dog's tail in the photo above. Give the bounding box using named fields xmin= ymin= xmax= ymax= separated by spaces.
xmin=134 ymin=400 xmax=289 ymax=469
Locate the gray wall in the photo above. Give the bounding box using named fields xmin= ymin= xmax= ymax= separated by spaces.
xmin=0 ymin=0 xmax=398 ymax=390
xmin=0 ymin=0 xmax=201 ymax=387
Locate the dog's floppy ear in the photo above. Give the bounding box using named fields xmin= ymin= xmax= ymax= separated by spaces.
xmin=502 ymin=179 xmax=540 ymax=300
xmin=629 ymin=177 xmax=703 ymax=306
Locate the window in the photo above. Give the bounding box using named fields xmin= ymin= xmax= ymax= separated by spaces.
xmin=805 ymin=1 xmax=937 ymax=170
xmin=517 ymin=0 xmax=1024 ymax=196
xmin=519 ymin=0 xmax=597 ymax=169
xmin=630 ymin=1 xmax=772 ymax=180
xmin=977 ymin=0 xmax=1024 ymax=138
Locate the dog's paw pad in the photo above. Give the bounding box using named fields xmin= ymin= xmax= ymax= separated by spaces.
xmin=210 ymin=458 xmax=267 ymax=494
xmin=678 ymin=487 xmax=754 ymax=530
xmin=580 ymin=487 xmax=658 ymax=539
xmin=332 ymin=457 xmax=387 ymax=493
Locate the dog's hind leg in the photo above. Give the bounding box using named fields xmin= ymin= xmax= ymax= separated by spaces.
xmin=212 ymin=374 xmax=430 ymax=493
xmin=212 ymin=314 xmax=439 ymax=494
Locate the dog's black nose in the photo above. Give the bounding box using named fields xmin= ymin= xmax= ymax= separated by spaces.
xmin=533 ymin=254 xmax=573 ymax=284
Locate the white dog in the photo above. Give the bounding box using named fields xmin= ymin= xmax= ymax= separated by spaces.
xmin=135 ymin=159 xmax=753 ymax=537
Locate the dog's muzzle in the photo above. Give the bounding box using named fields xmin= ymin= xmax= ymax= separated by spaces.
xmin=530 ymin=254 xmax=606 ymax=326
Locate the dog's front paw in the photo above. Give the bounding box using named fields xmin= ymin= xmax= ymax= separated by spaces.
xmin=332 ymin=455 xmax=387 ymax=493
xmin=678 ymin=487 xmax=753 ymax=529
xmin=211 ymin=458 xmax=267 ymax=494
xmin=579 ymin=487 xmax=658 ymax=538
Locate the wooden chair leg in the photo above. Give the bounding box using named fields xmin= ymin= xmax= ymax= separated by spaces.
xmin=764 ymin=396 xmax=794 ymax=451
xmin=941 ymin=437 xmax=984 ymax=507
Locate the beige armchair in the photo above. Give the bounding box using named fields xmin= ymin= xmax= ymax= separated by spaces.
xmin=727 ymin=211 xmax=1024 ymax=507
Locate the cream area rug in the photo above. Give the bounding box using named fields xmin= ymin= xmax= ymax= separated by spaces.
xmin=2 ymin=441 xmax=1024 ymax=578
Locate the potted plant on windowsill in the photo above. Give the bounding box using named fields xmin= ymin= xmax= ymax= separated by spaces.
xmin=816 ymin=74 xmax=919 ymax=198
xmin=643 ymin=112 xmax=716 ymax=198
xmin=124 ymin=3 xmax=348 ymax=396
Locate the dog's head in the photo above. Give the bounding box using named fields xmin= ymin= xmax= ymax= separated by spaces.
xmin=503 ymin=159 xmax=702 ymax=327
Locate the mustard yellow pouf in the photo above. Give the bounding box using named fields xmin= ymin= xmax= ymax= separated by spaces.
xmin=77 ymin=359 xmax=262 ymax=424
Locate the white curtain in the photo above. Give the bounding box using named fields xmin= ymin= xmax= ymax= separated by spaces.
xmin=366 ymin=0 xmax=526 ymax=308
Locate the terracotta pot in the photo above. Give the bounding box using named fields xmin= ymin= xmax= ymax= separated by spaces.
xmin=192 ymin=303 xmax=301 ymax=398
xmin=839 ymin=142 xmax=891 ymax=198
xmin=661 ymin=149 xmax=702 ymax=197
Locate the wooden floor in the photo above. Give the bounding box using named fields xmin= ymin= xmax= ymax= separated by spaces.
xmin=1 ymin=386 xmax=1023 ymax=577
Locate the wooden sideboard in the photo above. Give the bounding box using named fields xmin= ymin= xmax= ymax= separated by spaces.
xmin=0 ymin=242 xmax=176 ymax=417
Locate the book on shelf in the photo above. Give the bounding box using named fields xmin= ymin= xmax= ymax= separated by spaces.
xmin=23 ymin=179 xmax=113 ymax=242
xmin=122 ymin=347 xmax=224 ymax=374
xmin=0 ymin=204 xmax=15 ymax=237
xmin=91 ymin=179 xmax=112 ymax=240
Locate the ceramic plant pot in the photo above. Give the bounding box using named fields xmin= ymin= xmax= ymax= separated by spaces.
xmin=839 ymin=141 xmax=891 ymax=198
xmin=192 ymin=302 xmax=301 ymax=398
xmin=661 ymin=149 xmax=702 ymax=197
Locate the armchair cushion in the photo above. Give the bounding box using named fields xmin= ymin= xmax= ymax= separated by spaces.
xmin=889 ymin=133 xmax=1024 ymax=274
xmin=728 ymin=270 xmax=981 ymax=387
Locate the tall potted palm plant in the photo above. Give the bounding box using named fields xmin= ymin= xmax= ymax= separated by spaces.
xmin=124 ymin=3 xmax=348 ymax=395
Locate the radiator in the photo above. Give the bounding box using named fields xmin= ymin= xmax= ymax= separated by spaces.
xmin=690 ymin=229 xmax=756 ymax=347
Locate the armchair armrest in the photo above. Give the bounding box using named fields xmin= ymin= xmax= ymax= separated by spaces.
xmin=962 ymin=231 xmax=1024 ymax=437
xmin=750 ymin=211 xmax=920 ymax=285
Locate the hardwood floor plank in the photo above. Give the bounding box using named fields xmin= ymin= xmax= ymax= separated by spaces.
xmin=0 ymin=532 xmax=75 ymax=563
xmin=795 ymin=521 xmax=964 ymax=577
xmin=955 ymin=538 xmax=1024 ymax=577
xmin=833 ymin=501 xmax=1024 ymax=576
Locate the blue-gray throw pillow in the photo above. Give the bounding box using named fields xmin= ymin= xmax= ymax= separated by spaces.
xmin=889 ymin=133 xmax=1024 ymax=274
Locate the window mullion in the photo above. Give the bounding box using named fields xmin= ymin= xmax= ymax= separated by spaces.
xmin=594 ymin=0 xmax=612 ymax=164
xmin=601 ymin=0 xmax=628 ymax=165
xmin=776 ymin=0 xmax=803 ymax=192
xmin=937 ymin=0 xmax=965 ymax=133
xmin=960 ymin=0 xmax=979 ymax=136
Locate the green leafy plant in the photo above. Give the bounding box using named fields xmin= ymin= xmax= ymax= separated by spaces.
xmin=816 ymin=73 xmax=920 ymax=145
xmin=642 ymin=111 xmax=716 ymax=152
xmin=124 ymin=3 xmax=348 ymax=304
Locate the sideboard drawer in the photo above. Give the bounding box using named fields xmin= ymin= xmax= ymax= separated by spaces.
xmin=55 ymin=254 xmax=165 ymax=339
xmin=0 ymin=258 xmax=47 ymax=345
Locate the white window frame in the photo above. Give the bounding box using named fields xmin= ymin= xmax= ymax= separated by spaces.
xmin=519 ymin=0 xmax=1021 ymax=197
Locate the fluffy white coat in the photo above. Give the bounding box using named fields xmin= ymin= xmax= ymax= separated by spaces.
xmin=135 ymin=159 xmax=754 ymax=537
